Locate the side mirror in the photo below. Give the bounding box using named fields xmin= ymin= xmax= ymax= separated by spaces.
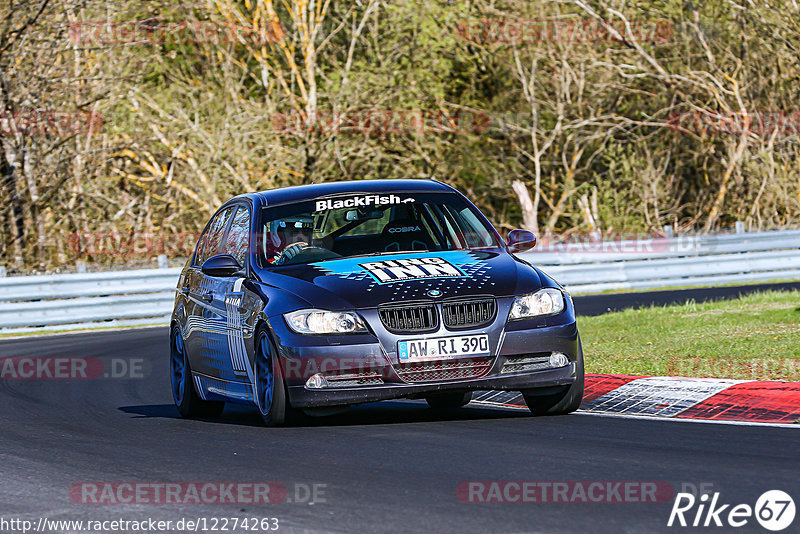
xmin=507 ymin=229 xmax=537 ymax=253
xmin=201 ymin=254 xmax=243 ymax=277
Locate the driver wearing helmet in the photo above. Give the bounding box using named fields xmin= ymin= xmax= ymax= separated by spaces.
xmin=270 ymin=218 xmax=314 ymax=265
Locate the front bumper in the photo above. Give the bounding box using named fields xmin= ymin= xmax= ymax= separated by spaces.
xmin=289 ymin=361 xmax=578 ymax=407
xmin=270 ymin=304 xmax=580 ymax=408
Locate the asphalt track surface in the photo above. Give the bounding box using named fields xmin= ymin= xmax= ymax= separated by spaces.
xmin=1 ymin=284 xmax=799 ymax=534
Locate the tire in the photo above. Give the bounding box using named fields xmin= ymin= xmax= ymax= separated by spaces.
xmin=170 ymin=325 xmax=225 ymax=418
xmin=254 ymin=327 xmax=297 ymax=426
xmin=425 ymin=391 xmax=473 ymax=409
xmin=522 ymin=339 xmax=585 ymax=416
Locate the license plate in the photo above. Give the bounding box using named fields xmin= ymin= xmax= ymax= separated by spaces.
xmin=398 ymin=334 xmax=490 ymax=361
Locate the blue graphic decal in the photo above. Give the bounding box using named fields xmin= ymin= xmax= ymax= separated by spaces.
xmin=311 ymin=251 xmax=477 ymax=284
xmin=309 ymin=250 xmax=499 ymax=302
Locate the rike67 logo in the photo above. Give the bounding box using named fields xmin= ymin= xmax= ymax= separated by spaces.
xmin=668 ymin=490 xmax=795 ymax=531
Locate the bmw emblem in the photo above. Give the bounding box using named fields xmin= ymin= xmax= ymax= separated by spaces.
xmin=427 ymin=289 xmax=442 ymax=297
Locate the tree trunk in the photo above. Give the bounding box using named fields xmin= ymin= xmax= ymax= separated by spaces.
xmin=511 ymin=180 xmax=539 ymax=234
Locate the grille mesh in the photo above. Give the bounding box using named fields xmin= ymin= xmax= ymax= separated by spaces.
xmin=394 ymin=357 xmax=493 ymax=383
xmin=501 ymin=353 xmax=552 ymax=374
xmin=379 ymin=302 xmax=438 ymax=332
xmin=325 ymin=371 xmax=384 ymax=388
xmin=442 ymin=298 xmax=497 ymax=329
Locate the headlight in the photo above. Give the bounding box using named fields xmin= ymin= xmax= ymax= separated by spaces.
xmin=509 ymin=288 xmax=565 ymax=320
xmin=284 ymin=309 xmax=367 ymax=335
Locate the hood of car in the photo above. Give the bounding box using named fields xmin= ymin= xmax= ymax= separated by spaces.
xmin=258 ymin=249 xmax=545 ymax=310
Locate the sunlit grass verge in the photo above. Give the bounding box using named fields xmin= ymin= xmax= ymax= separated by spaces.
xmin=579 ymin=290 xmax=800 ymax=380
xmin=586 ymin=277 xmax=800 ymax=295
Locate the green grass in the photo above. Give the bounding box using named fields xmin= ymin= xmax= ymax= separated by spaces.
xmin=579 ymin=290 xmax=800 ymax=380
xmin=586 ymin=277 xmax=800 ymax=295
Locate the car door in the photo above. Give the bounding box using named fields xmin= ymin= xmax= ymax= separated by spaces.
xmin=182 ymin=215 xmax=213 ymax=365
xmin=186 ymin=206 xmax=235 ymax=381
xmin=177 ymin=219 xmax=209 ymax=356
xmin=220 ymin=205 xmax=257 ymax=399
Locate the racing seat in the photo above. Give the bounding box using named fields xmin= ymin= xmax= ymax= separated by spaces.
xmin=380 ymin=219 xmax=433 ymax=252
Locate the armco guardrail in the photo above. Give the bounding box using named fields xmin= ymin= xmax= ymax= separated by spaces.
xmin=0 ymin=229 xmax=798 ymax=332
xmin=0 ymin=268 xmax=180 ymax=331
xmin=531 ymin=229 xmax=800 ymax=293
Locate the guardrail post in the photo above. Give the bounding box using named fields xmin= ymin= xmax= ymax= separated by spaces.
xmin=157 ymin=255 xmax=168 ymax=269
xmin=735 ymin=221 xmax=745 ymax=234
xmin=0 ymin=265 xmax=6 ymax=277
xmin=76 ymin=261 xmax=87 ymax=273
xmin=663 ymin=225 xmax=674 ymax=238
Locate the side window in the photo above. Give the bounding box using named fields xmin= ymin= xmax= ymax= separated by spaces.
xmin=453 ymin=206 xmax=494 ymax=247
xmin=199 ymin=208 xmax=233 ymax=264
xmin=192 ymin=227 xmax=210 ymax=267
xmin=225 ymin=206 xmax=250 ymax=267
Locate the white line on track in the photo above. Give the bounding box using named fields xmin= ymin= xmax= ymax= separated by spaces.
xmin=470 ymin=401 xmax=800 ymax=429
xmin=0 ymin=324 xmax=166 ymax=341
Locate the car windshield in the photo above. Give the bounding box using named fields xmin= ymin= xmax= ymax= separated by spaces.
xmin=257 ymin=191 xmax=501 ymax=267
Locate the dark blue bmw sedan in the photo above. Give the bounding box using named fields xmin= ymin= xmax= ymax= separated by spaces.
xmin=170 ymin=179 xmax=583 ymax=425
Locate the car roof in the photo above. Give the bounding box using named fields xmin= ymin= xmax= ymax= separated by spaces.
xmin=233 ymin=179 xmax=455 ymax=207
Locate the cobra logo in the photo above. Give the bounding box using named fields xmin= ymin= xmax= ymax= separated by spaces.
xmin=388 ymin=226 xmax=421 ymax=233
